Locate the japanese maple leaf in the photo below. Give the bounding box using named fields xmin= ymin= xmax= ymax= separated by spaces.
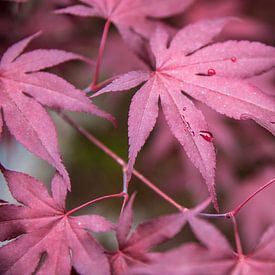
xmin=55 ymin=0 xmax=194 ymax=56
xmin=0 ymin=165 xmax=114 ymax=275
xmin=132 ymin=217 xmax=275 ymax=274
xmin=0 ymin=33 xmax=115 ymax=188
xmin=110 ymin=194 xmax=210 ymax=274
xmin=94 ymin=18 xmax=275 ymax=206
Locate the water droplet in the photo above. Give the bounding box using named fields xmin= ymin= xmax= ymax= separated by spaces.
xmin=191 ymin=131 xmax=195 ymax=137
xmin=231 ymin=56 xmax=237 ymax=62
xmin=207 ymin=68 xmax=216 ymax=76
xmin=182 ymin=107 xmax=186 ymax=111
xmin=199 ymin=131 xmax=213 ymax=142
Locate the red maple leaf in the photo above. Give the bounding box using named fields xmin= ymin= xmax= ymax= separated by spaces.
xmin=131 ymin=217 xmax=275 ymax=274
xmin=94 ymin=18 xmax=275 ymax=206
xmin=55 ymin=0 xmax=194 ymax=56
xmin=0 ymin=165 xmax=114 ymax=274
xmin=110 ymin=194 xmax=210 ymax=274
xmin=55 ymin=0 xmax=193 ymax=35
xmin=0 ymin=33 xmax=115 ymax=188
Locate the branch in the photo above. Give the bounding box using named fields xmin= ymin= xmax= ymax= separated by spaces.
xmin=58 ymin=112 xmax=187 ymax=212
xmin=59 ymin=113 xmax=275 ymax=219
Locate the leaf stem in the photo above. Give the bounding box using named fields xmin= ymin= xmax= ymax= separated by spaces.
xmin=132 ymin=168 xmax=186 ymax=211
xmin=88 ymin=75 xmax=118 ymax=94
xmin=200 ymin=178 xmax=275 ymax=219
xmin=60 ymin=113 xmax=274 ymax=217
xmin=66 ymin=192 xmax=125 ymax=216
xmin=231 ymin=178 xmax=275 ymax=216
xmin=122 ymin=165 xmax=128 ymax=193
xmin=59 ymin=113 xmax=187 ymax=212
xmin=59 ymin=112 xmax=125 ymax=166
xmin=120 ymin=192 xmax=129 ymax=214
xmin=91 ymin=18 xmax=111 ymax=91
xmin=230 ymin=214 xmax=243 ymax=256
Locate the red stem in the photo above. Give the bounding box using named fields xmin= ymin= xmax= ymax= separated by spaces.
xmin=90 ymin=75 xmax=118 ymax=94
xmin=91 ymin=19 xmax=111 ymax=91
xmin=231 ymin=178 xmax=275 ymax=216
xmin=59 ymin=113 xmax=187 ymax=212
xmin=59 ymin=112 xmax=125 ymax=166
xmin=120 ymin=192 xmax=129 ymax=214
xmin=201 ymin=178 xmax=275 ymax=219
xmin=60 ymin=112 xmax=274 ymax=217
xmin=66 ymin=192 xmax=125 ymax=216
xmin=231 ymin=215 xmax=243 ymax=256
xmin=132 ymin=169 xmax=186 ymax=211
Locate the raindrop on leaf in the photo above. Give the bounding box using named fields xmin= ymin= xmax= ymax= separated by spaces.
xmin=207 ymin=68 xmax=216 ymax=75
xmin=199 ymin=131 xmax=214 ymax=142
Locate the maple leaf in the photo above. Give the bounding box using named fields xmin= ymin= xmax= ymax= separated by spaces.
xmin=55 ymin=0 xmax=194 ymax=56
xmin=94 ymin=18 xmax=275 ymax=206
xmin=0 ymin=165 xmax=114 ymax=275
xmin=0 ymin=32 xmax=116 ymax=188
xmin=132 ymin=217 xmax=275 ymax=274
xmin=110 ymin=194 xmax=210 ymax=274
xmin=55 ymin=0 xmax=193 ymax=33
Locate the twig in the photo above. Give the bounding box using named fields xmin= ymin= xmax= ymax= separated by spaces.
xmin=231 ymin=178 xmax=275 ymax=216
xmin=59 ymin=112 xmax=275 ymax=220
xmin=58 ymin=112 xmax=187 ymax=212
xmin=66 ymin=192 xmax=125 ymax=216
xmin=91 ymin=19 xmax=111 ymax=91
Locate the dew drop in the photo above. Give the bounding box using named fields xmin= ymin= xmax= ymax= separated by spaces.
xmin=207 ymin=68 xmax=216 ymax=76
xmin=231 ymin=56 xmax=237 ymax=62
xmin=191 ymin=131 xmax=195 ymax=137
xmin=199 ymin=131 xmax=213 ymax=142
xmin=182 ymin=107 xmax=187 ymax=111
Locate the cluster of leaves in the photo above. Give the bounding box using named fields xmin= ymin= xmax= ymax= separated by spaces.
xmin=1 ymin=0 xmax=275 ymax=274
xmin=1 ymin=168 xmax=274 ymax=274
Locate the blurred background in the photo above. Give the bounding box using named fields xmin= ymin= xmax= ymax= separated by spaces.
xmin=0 ymin=0 xmax=275 ymax=253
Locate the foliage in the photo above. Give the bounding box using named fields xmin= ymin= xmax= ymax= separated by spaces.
xmin=0 ymin=0 xmax=275 ymax=274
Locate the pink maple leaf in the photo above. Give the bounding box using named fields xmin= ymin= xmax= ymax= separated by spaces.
xmin=94 ymin=18 xmax=275 ymax=207
xmin=0 ymin=33 xmax=116 ymax=188
xmin=132 ymin=217 xmax=275 ymax=274
xmin=0 ymin=165 xmax=114 ymax=274
xmin=110 ymin=194 xmax=210 ymax=274
xmin=55 ymin=0 xmax=193 ymax=34
xmin=55 ymin=0 xmax=194 ymax=56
